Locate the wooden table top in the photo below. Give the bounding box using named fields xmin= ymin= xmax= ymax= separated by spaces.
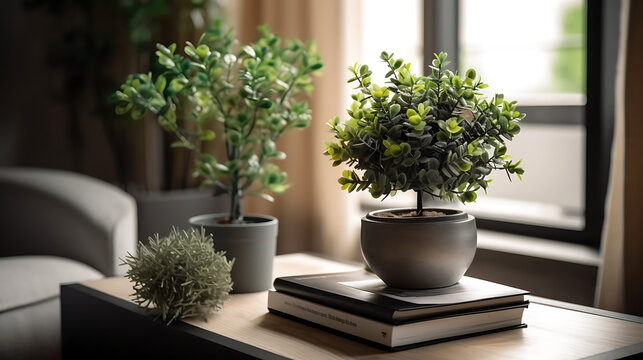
xmin=82 ymin=253 xmax=643 ymax=359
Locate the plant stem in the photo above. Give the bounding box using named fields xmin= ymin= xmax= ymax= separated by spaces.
xmin=230 ymin=182 xmax=243 ymax=223
xmin=416 ymin=190 xmax=423 ymax=216
xmin=279 ymin=73 xmax=299 ymax=106
xmin=229 ymin=146 xmax=243 ymax=223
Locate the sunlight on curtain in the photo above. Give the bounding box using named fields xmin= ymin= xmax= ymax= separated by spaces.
xmin=597 ymin=0 xmax=643 ymax=316
xmin=230 ymin=0 xmax=362 ymax=260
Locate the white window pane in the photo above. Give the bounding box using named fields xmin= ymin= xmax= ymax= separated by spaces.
xmin=360 ymin=0 xmax=423 ymax=84
xmin=459 ymin=0 xmax=586 ymax=106
xmin=461 ymin=124 xmax=585 ymax=230
xmin=456 ymin=0 xmax=587 ymax=230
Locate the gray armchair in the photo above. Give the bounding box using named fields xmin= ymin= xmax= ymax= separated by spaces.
xmin=0 ymin=168 xmax=137 ymax=359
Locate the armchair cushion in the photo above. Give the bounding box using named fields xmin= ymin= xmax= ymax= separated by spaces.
xmin=0 ymin=256 xmax=103 ymax=360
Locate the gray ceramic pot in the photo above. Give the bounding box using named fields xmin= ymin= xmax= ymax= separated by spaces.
xmin=361 ymin=208 xmax=476 ymax=289
xmin=189 ymin=213 xmax=278 ymax=293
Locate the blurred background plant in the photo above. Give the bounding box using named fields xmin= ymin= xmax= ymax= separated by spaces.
xmin=20 ymin=0 xmax=225 ymax=191
xmin=112 ymin=20 xmax=322 ymax=223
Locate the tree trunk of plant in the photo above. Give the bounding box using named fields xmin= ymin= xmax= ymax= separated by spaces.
xmin=229 ymin=145 xmax=243 ymax=224
xmin=230 ymin=184 xmax=243 ymax=224
xmin=416 ymin=190 xmax=423 ymax=216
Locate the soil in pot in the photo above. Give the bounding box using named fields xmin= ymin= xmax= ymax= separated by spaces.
xmin=374 ymin=209 xmax=449 ymax=218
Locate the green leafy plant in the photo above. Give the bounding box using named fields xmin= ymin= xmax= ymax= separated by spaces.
xmin=324 ymin=51 xmax=524 ymax=215
xmin=112 ymin=20 xmax=322 ymax=223
xmin=121 ymin=227 xmax=234 ymax=325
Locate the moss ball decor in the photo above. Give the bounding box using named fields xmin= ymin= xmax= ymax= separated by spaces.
xmin=121 ymin=227 xmax=234 ymax=325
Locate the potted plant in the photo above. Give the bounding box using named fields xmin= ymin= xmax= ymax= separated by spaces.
xmin=324 ymin=51 xmax=524 ymax=289
xmin=112 ymin=20 xmax=322 ymax=292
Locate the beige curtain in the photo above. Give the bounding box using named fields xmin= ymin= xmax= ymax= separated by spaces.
xmin=230 ymin=0 xmax=361 ymax=259
xmin=595 ymin=0 xmax=643 ymax=316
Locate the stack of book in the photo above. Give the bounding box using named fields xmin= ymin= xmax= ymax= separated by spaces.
xmin=268 ymin=270 xmax=529 ymax=351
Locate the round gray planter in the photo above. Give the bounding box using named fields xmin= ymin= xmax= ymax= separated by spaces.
xmin=189 ymin=213 xmax=278 ymax=293
xmin=361 ymin=208 xmax=476 ymax=289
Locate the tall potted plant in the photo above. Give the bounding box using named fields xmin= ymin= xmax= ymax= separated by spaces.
xmin=112 ymin=20 xmax=322 ymax=292
xmin=325 ymin=51 xmax=524 ymax=289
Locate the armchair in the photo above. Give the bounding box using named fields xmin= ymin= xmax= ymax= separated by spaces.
xmin=0 ymin=167 xmax=137 ymax=359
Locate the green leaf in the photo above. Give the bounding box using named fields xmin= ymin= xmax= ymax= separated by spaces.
xmin=156 ymin=44 xmax=171 ymax=57
xmin=467 ymin=143 xmax=485 ymax=156
xmin=409 ymin=115 xmax=422 ymax=125
xmin=171 ymin=140 xmax=188 ymax=148
xmin=258 ymin=99 xmax=273 ymax=109
xmin=309 ymin=63 xmax=323 ymax=71
xmin=225 ymin=130 xmax=242 ymax=146
xmin=271 ymin=151 xmax=286 ymax=160
xmin=169 ymin=78 xmax=186 ymax=93
xmin=389 ymin=104 xmax=401 ymax=117
xmin=157 ymin=54 xmax=175 ymax=68
xmin=259 ymin=193 xmax=275 ymax=202
xmin=456 ymin=159 xmax=472 ymax=172
xmin=462 ymin=191 xmax=477 ymax=203
xmin=498 ymin=115 xmax=509 ymax=132
xmin=155 ymin=75 xmax=167 ymax=93
xmin=263 ymin=139 xmax=276 ymax=154
xmin=446 ymin=118 xmax=462 ymax=134
xmin=196 ymin=44 xmax=210 ymax=59
xmin=177 ymin=59 xmax=189 ymax=73
xmin=115 ymin=102 xmax=133 ymax=115
xmin=241 ymin=45 xmax=256 ymax=57
xmin=130 ymin=105 xmax=145 ymax=120
xmin=451 ymin=75 xmax=463 ymax=89
xmin=200 ymin=129 xmax=215 ymax=141
xmin=184 ymin=45 xmax=197 ymax=59
xmin=223 ymin=54 xmax=236 ymax=65
xmin=495 ymin=94 xmax=504 ymax=106
xmin=209 ymin=67 xmax=222 ymax=80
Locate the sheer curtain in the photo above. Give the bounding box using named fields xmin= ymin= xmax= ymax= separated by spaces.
xmin=230 ymin=0 xmax=362 ymax=260
xmin=595 ymin=0 xmax=643 ymax=316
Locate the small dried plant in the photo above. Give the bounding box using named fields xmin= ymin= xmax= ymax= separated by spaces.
xmin=121 ymin=227 xmax=234 ymax=325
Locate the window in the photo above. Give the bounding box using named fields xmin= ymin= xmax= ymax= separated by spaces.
xmin=357 ymin=0 xmax=619 ymax=247
xmin=421 ymin=0 xmax=620 ymax=247
xmin=452 ymin=0 xmax=587 ymax=231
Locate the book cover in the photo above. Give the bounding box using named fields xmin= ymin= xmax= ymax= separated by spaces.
xmin=268 ymin=290 xmax=528 ymax=351
xmin=273 ymin=270 xmax=529 ymax=324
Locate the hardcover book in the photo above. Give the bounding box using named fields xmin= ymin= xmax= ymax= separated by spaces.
xmin=268 ymin=290 xmax=528 ymax=350
xmin=273 ymin=270 xmax=529 ymax=324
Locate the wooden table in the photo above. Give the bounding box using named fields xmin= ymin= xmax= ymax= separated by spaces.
xmin=61 ymin=253 xmax=643 ymax=359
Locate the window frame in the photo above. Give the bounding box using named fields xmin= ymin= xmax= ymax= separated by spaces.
xmin=423 ymin=0 xmax=620 ymax=247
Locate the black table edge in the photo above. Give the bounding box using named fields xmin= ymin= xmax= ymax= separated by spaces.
xmin=61 ymin=283 xmax=290 ymax=360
